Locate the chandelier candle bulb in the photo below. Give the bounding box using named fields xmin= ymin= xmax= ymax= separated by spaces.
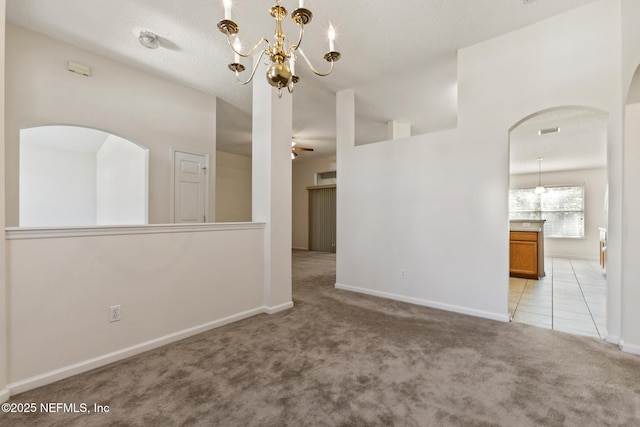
xmin=328 ymin=23 xmax=336 ymax=51
xmin=233 ymin=38 xmax=241 ymax=63
xmin=290 ymin=55 xmax=296 ymax=75
xmin=223 ymin=0 xmax=232 ymax=20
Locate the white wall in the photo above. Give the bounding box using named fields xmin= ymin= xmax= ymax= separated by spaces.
xmin=215 ymin=151 xmax=251 ymax=222
xmin=338 ymin=0 xmax=623 ymax=327
xmin=622 ymin=102 xmax=640 ymax=353
xmin=0 ymin=0 xmax=9 ymax=405
xmin=510 ymin=168 xmax=607 ymax=260
xmin=622 ymin=0 xmax=640 ymax=93
xmin=292 ymin=156 xmax=336 ymax=250
xmin=96 ymin=135 xmax=148 ymax=225
xmin=6 ymin=224 xmax=265 ymax=391
xmin=5 ymin=24 xmax=216 ymax=225
xmin=20 ymin=144 xmax=97 ymax=226
xmin=620 ymin=0 xmax=640 ymax=355
xmin=337 ymin=117 xmax=502 ymax=318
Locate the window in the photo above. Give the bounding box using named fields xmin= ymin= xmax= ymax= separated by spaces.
xmin=509 ymin=185 xmax=584 ymax=238
xmin=315 ymin=171 xmax=337 ymax=186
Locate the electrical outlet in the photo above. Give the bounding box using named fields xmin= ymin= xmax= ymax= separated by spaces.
xmin=400 ymin=269 xmax=407 ymax=279
xmin=109 ymin=305 xmax=121 ymax=322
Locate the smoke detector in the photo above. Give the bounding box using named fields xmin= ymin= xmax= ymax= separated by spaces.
xmin=138 ymin=31 xmax=160 ymax=49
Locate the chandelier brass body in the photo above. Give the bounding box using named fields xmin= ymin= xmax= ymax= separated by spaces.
xmin=217 ymin=0 xmax=341 ymax=96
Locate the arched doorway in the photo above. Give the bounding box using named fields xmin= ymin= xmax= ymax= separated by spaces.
xmin=508 ymin=107 xmax=608 ymax=338
xmin=19 ymin=125 xmax=149 ymax=227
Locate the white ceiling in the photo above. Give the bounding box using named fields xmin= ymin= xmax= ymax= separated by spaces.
xmin=6 ymin=0 xmax=600 ymax=164
xmin=21 ymin=125 xmax=110 ymax=153
xmin=509 ymin=109 xmax=607 ymax=175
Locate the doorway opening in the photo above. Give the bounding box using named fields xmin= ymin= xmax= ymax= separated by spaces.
xmin=508 ymin=107 xmax=608 ymax=338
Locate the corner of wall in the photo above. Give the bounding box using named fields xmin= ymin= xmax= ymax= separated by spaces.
xmin=0 ymin=387 xmax=9 ymax=404
xmin=1 ymin=0 xmax=9 ymax=402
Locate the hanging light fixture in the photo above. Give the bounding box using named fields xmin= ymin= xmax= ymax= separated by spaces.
xmin=217 ymin=0 xmax=341 ymax=98
xmin=535 ymin=157 xmax=546 ymax=194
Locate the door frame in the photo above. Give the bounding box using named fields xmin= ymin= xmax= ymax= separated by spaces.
xmin=169 ymin=147 xmax=211 ymax=224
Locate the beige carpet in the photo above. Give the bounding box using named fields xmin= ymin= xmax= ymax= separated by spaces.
xmin=4 ymin=250 xmax=640 ymax=426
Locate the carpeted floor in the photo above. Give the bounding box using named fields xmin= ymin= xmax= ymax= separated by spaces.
xmin=4 ymin=250 xmax=640 ymax=426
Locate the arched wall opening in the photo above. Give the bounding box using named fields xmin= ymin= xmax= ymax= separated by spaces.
xmin=19 ymin=125 xmax=149 ymax=227
xmin=508 ymin=106 xmax=608 ymax=338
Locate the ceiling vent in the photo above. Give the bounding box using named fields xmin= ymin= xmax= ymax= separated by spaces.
xmin=67 ymin=61 xmax=91 ymax=77
xmin=538 ymin=127 xmax=560 ymax=135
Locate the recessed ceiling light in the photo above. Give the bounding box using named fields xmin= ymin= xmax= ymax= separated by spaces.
xmin=538 ymin=127 xmax=560 ymax=135
xmin=138 ymin=31 xmax=159 ymax=49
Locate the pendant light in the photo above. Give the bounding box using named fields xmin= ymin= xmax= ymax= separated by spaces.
xmin=534 ymin=157 xmax=546 ymax=194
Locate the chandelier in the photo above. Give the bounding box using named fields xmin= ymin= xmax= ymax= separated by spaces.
xmin=535 ymin=157 xmax=546 ymax=194
xmin=217 ymin=0 xmax=341 ymax=97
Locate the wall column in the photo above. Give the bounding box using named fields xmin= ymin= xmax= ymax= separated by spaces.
xmin=621 ymin=101 xmax=640 ymax=354
xmin=335 ymin=89 xmax=355 ymax=287
xmin=252 ymin=55 xmax=293 ymax=312
xmin=1 ymin=0 xmax=10 ymax=403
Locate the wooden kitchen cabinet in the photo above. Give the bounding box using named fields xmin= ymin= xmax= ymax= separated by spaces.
xmin=509 ymin=230 xmax=544 ymax=279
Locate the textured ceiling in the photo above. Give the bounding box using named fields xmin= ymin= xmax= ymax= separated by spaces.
xmin=509 ymin=109 xmax=607 ymax=175
xmin=6 ymin=0 xmax=600 ymax=163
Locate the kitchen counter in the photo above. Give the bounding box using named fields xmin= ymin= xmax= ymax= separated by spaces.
xmin=510 ymin=219 xmax=545 ymax=233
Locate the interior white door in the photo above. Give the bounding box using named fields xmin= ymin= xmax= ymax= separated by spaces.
xmin=173 ymin=150 xmax=208 ymax=223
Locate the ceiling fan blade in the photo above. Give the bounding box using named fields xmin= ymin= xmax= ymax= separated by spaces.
xmin=292 ymin=146 xmax=314 ymax=152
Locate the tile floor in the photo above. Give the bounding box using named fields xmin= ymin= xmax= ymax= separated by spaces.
xmin=509 ymin=258 xmax=607 ymax=338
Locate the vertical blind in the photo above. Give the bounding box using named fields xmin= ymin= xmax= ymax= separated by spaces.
xmin=309 ymin=186 xmax=336 ymax=253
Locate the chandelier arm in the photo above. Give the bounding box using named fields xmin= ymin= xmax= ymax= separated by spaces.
xmin=235 ymin=50 xmax=268 ymax=85
xmin=287 ymin=24 xmax=305 ymax=51
xmin=298 ymin=48 xmax=335 ymax=77
xmin=226 ymin=34 xmax=271 ymax=58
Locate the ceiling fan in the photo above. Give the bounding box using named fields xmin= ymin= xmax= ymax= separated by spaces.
xmin=291 ymin=140 xmax=313 ymax=159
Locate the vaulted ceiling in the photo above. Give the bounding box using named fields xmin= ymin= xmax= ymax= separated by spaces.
xmin=6 ymin=0 xmax=602 ymax=169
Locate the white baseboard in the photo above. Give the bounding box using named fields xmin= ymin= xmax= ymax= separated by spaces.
xmin=605 ymin=334 xmax=620 ymax=346
xmin=292 ymin=246 xmax=308 ymax=251
xmin=335 ymin=283 xmax=510 ymax=323
xmin=545 ymin=254 xmax=600 ymax=262
xmin=620 ymin=340 xmax=640 ymax=356
xmin=263 ymin=301 xmax=294 ymax=314
xmin=0 ymin=387 xmax=9 ymax=403
xmin=8 ymin=306 xmax=265 ymax=396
